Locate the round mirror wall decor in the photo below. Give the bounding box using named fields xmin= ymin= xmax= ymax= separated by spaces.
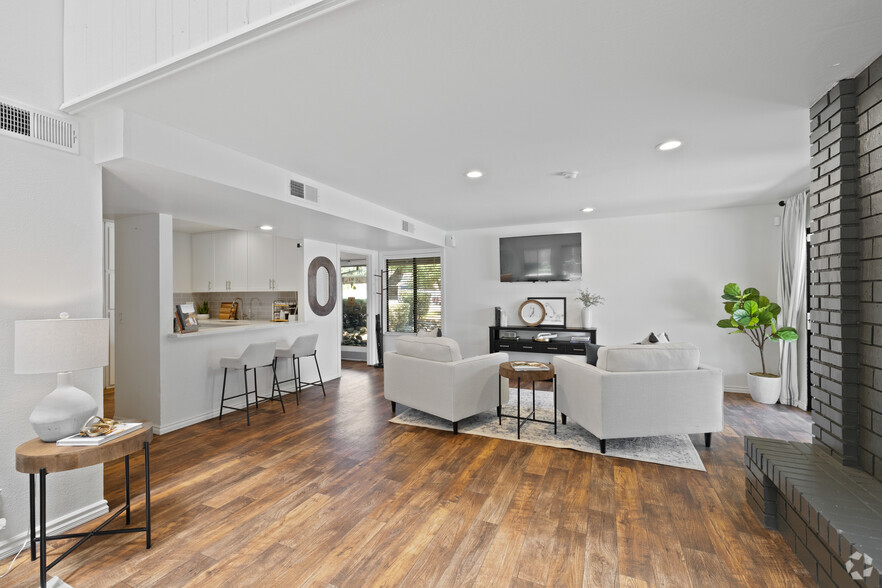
xmin=308 ymin=256 xmax=338 ymax=316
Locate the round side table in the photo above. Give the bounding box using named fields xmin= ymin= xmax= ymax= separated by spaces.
xmin=498 ymin=362 xmax=557 ymax=438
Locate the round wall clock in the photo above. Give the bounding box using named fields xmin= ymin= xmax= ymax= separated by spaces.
xmin=518 ymin=299 xmax=546 ymax=326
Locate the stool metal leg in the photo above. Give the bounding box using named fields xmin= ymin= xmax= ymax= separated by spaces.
xmin=243 ymin=366 xmax=251 ymax=426
xmin=272 ymin=361 xmax=285 ymax=413
xmin=314 ymin=354 xmax=326 ymax=397
xmin=218 ymin=368 xmax=228 ymax=420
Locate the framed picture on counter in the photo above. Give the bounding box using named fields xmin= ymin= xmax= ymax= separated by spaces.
xmin=175 ymin=303 xmax=199 ymax=333
xmin=528 ymin=297 xmax=566 ymax=327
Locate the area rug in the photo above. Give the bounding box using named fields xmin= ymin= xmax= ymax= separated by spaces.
xmin=390 ymin=389 xmax=706 ymax=471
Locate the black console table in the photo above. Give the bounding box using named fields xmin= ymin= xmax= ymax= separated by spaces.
xmin=489 ymin=325 xmax=597 ymax=356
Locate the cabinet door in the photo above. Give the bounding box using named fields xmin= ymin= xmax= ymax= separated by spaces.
xmin=214 ymin=231 xmax=248 ymax=291
xmin=191 ymin=233 xmax=215 ymax=291
xmin=247 ymin=232 xmax=275 ymax=291
xmin=273 ymin=237 xmax=302 ymax=291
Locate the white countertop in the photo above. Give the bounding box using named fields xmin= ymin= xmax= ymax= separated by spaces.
xmin=168 ymin=318 xmax=308 ymax=338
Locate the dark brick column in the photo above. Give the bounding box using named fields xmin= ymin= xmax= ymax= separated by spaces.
xmin=809 ymin=79 xmax=862 ymax=466
xmin=857 ymin=55 xmax=882 ymax=481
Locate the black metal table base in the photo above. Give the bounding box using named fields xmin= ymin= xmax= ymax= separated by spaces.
xmin=29 ymin=441 xmax=152 ymax=588
xmin=498 ymin=374 xmax=557 ymax=439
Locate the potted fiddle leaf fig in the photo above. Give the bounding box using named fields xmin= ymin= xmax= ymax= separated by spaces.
xmin=716 ymin=283 xmax=798 ymax=404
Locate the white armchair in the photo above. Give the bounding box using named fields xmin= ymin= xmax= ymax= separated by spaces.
xmin=384 ymin=336 xmax=509 ymax=433
xmin=553 ymin=343 xmax=723 ymax=453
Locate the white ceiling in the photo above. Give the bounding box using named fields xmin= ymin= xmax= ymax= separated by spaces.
xmin=93 ymin=0 xmax=882 ymax=231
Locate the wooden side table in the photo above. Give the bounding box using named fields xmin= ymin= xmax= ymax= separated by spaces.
xmin=498 ymin=362 xmax=557 ymax=438
xmin=15 ymin=422 xmax=154 ymax=588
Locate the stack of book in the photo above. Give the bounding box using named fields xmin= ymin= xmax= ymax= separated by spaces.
xmin=56 ymin=422 xmax=143 ymax=447
xmin=569 ymin=336 xmax=592 ymax=343
xmin=510 ymin=361 xmax=551 ymax=372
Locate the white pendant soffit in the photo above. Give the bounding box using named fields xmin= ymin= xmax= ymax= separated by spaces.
xmin=76 ymin=0 xmax=882 ymax=230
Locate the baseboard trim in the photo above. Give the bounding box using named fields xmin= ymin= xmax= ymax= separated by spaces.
xmin=0 ymin=499 xmax=109 ymax=560
xmin=726 ymin=386 xmax=749 ymax=394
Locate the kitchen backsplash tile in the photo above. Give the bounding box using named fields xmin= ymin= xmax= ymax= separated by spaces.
xmin=176 ymin=291 xmax=298 ymax=321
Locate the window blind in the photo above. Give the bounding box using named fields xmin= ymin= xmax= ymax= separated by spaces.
xmin=386 ymin=256 xmax=441 ymax=333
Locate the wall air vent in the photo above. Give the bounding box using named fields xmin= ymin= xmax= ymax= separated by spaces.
xmin=401 ymin=220 xmax=416 ymax=234
xmin=0 ymin=97 xmax=79 ymax=154
xmin=289 ymin=180 xmax=318 ymax=203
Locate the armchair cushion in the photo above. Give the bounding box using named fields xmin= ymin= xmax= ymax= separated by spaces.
xmin=395 ymin=336 xmax=462 ymax=362
xmin=597 ymin=342 xmax=700 ymax=372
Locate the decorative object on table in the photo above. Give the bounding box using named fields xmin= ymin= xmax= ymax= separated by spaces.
xmin=175 ymin=303 xmax=199 ymax=333
xmin=532 ymin=332 xmax=559 ymax=342
xmin=510 ymin=361 xmax=551 ymax=372
xmin=390 ymin=390 xmax=706 ymax=471
xmin=56 ymin=418 xmax=142 ymax=446
xmin=499 ymin=330 xmax=519 ymax=341
xmin=308 ymin=256 xmax=338 ymax=317
xmin=14 ymin=313 xmax=109 ymax=442
xmin=575 ymin=289 xmax=604 ymax=328
xmin=196 ymin=301 xmax=210 ymax=320
xmin=272 ymin=300 xmax=291 ymax=321
xmin=528 ymin=297 xmax=567 ymax=326
xmin=716 ymin=283 xmax=798 ymax=404
xmin=518 ymin=299 xmax=546 ymax=326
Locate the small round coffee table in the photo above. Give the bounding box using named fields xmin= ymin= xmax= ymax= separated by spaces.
xmin=498 ymin=361 xmax=557 ymax=438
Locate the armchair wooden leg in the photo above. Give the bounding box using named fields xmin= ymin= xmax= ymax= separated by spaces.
xmin=705 ymin=432 xmax=712 ymax=448
xmin=599 ymin=439 xmax=606 ymax=454
xmin=561 ymin=413 xmax=567 ymax=425
xmin=453 ymin=421 xmax=459 ymax=434
xmin=390 ymin=401 xmax=396 ymax=414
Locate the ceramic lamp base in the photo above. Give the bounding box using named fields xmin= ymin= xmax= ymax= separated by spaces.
xmin=29 ymin=372 xmax=99 ymax=442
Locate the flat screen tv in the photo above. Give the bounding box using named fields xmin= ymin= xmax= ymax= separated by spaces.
xmin=499 ymin=232 xmax=582 ymax=282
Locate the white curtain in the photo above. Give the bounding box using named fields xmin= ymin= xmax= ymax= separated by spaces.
xmin=778 ymin=191 xmax=808 ymax=407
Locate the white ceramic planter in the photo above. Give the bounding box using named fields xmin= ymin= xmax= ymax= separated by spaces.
xmin=581 ymin=307 xmax=592 ymax=328
xmin=748 ymin=373 xmax=781 ymax=404
xmin=196 ymin=313 xmax=210 ymax=321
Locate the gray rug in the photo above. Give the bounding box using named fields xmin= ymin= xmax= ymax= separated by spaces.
xmin=390 ymin=388 xmax=706 ymax=471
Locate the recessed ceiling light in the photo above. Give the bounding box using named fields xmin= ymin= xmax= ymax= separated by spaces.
xmin=657 ymin=140 xmax=682 ymax=151
xmin=560 ymin=171 xmax=580 ymax=179
xmin=259 ymin=225 xmax=273 ymax=231
xmin=581 ymin=207 xmax=595 ymax=213
xmin=465 ymin=170 xmax=483 ymax=179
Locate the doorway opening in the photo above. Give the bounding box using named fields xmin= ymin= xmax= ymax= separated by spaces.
xmin=341 ymin=256 xmax=368 ymax=362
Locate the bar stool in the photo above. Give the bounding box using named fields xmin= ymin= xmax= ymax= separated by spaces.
xmin=274 ymin=334 xmax=325 ymax=401
xmin=218 ymin=341 xmax=283 ymax=425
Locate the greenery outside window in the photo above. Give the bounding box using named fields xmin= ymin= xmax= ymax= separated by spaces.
xmin=386 ymin=256 xmax=441 ymax=333
xmin=341 ymin=264 xmax=368 ymax=347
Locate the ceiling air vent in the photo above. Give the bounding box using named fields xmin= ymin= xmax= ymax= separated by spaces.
xmin=0 ymin=97 xmax=79 ymax=154
xmin=401 ymin=220 xmax=416 ymax=234
xmin=289 ymin=180 xmax=318 ymax=203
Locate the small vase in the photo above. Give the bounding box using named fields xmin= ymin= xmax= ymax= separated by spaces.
xmin=581 ymin=307 xmax=592 ymax=328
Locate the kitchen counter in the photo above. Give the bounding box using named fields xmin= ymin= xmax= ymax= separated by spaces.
xmin=168 ymin=318 xmax=307 ymax=338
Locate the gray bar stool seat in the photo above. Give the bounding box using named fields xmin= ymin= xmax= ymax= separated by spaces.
xmin=219 ymin=341 xmax=284 ymax=425
xmin=274 ymin=334 xmax=325 ymax=403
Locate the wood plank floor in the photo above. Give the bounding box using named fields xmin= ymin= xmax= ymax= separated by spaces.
xmin=3 ymin=362 xmax=814 ymax=587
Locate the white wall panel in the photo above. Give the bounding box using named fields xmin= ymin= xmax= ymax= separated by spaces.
xmin=65 ymin=0 xmax=331 ymax=101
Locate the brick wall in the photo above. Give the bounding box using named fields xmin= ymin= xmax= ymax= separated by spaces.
xmin=857 ymin=54 xmax=882 ymax=481
xmin=810 ymin=79 xmax=862 ymax=467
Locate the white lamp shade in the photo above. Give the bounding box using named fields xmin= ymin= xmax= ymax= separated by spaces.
xmin=15 ymin=317 xmax=109 ymax=374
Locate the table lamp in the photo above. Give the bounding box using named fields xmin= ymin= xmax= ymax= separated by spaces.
xmin=14 ymin=313 xmax=109 ymax=442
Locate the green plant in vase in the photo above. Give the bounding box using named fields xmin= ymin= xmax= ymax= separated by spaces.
xmin=716 ymin=283 xmax=798 ymax=403
xmin=196 ymin=301 xmax=210 ymax=318
xmin=575 ymin=289 xmax=604 ymax=328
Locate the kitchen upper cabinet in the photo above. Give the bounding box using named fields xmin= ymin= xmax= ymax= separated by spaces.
xmin=214 ymin=231 xmax=248 ymax=291
xmin=247 ymin=233 xmax=302 ymax=291
xmin=191 ymin=232 xmax=214 ymax=291
xmin=274 ymin=237 xmax=302 ymax=291
xmin=247 ymin=232 xmax=275 ymax=291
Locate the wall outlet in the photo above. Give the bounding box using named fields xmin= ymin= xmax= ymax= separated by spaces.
xmin=0 ymin=518 xmax=6 ymax=530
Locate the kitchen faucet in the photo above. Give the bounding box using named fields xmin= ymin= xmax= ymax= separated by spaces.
xmin=233 ymin=297 xmax=244 ymax=319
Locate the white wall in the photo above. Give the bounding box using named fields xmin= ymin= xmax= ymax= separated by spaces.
xmin=301 ymin=239 xmax=343 ymax=384
xmin=173 ymin=231 xmax=193 ymax=293
xmin=444 ymin=204 xmax=782 ymax=391
xmin=0 ymin=0 xmax=106 ymax=557
xmin=63 ymin=0 xmax=332 ymax=103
